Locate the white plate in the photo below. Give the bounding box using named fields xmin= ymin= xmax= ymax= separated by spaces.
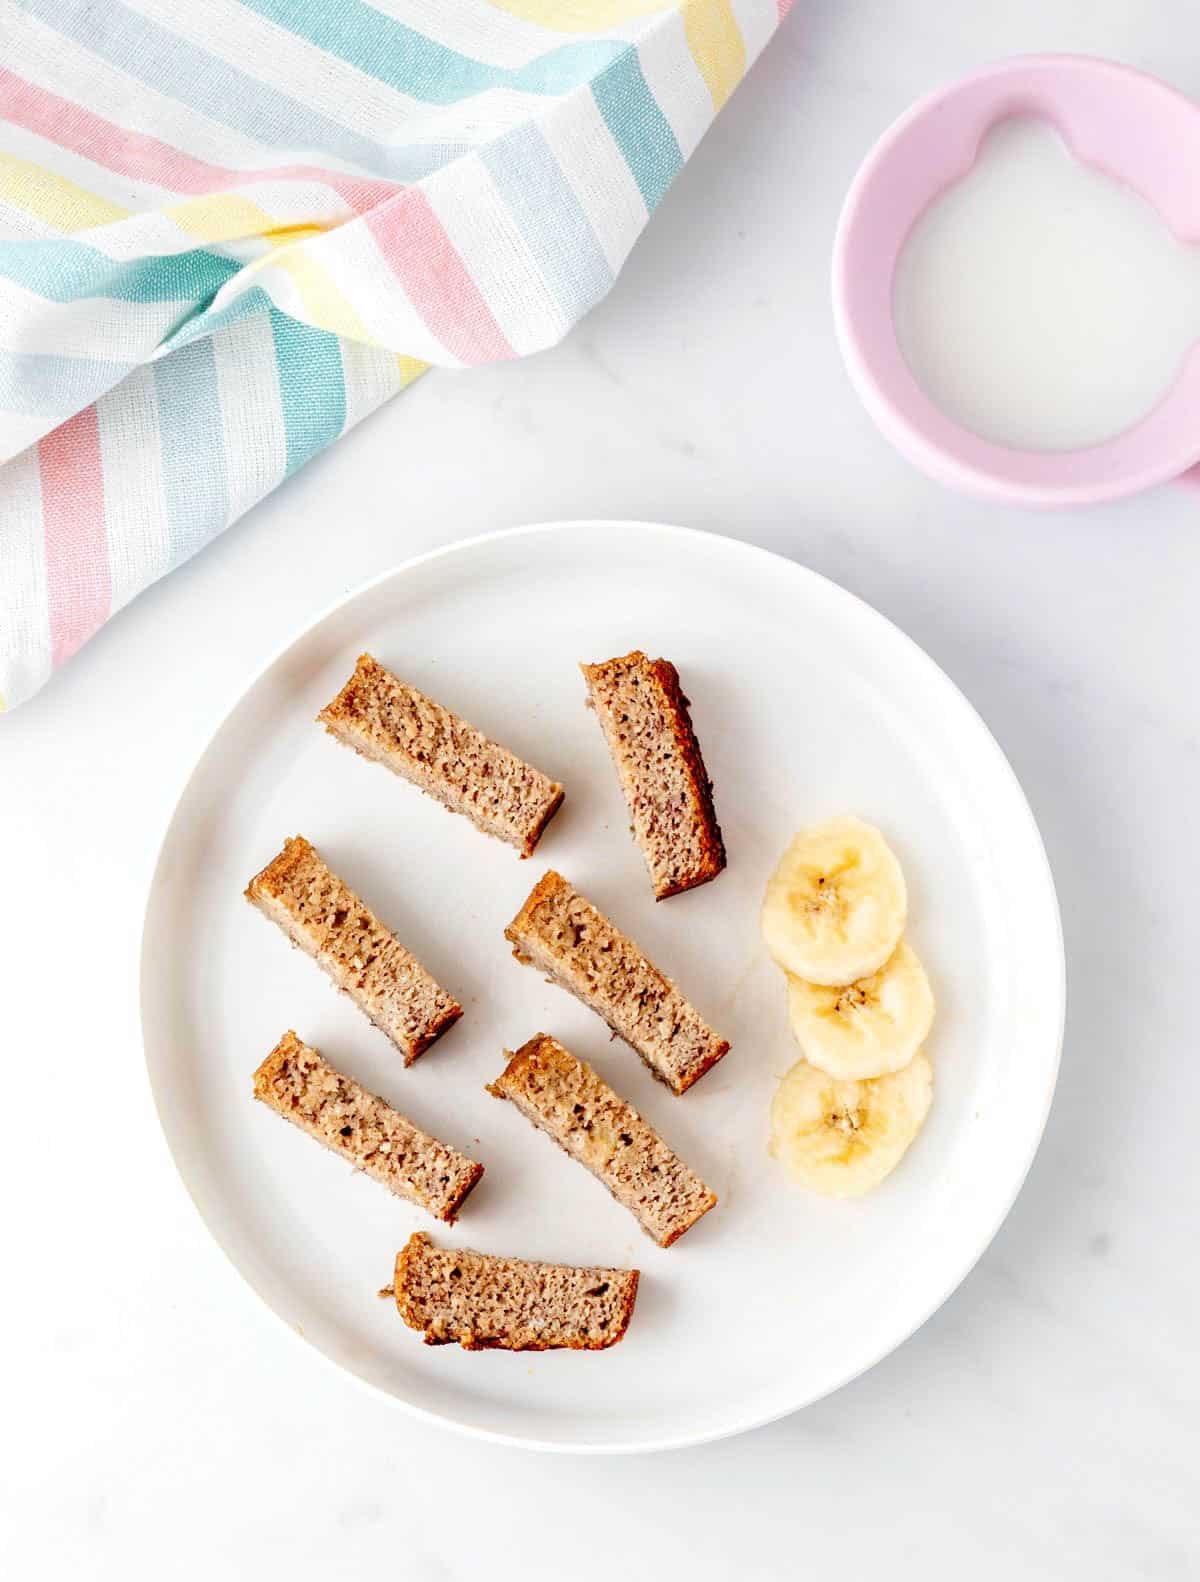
xmin=141 ymin=521 xmax=1064 ymax=1453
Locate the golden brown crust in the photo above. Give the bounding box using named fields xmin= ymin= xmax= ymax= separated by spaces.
xmin=646 ymin=657 xmax=726 ymax=899
xmin=503 ymin=868 xmax=563 ymax=944
xmin=393 ymin=1231 xmax=426 ymax=1332
xmin=315 ymin=652 xmax=380 ymax=724
xmin=251 ymin=1032 xmax=296 ymax=1099
xmin=244 ymin=833 xmax=313 ymax=904
xmin=438 ymin=1161 xmax=485 ymax=1223
xmin=485 ymin=1033 xmax=561 ymax=1094
xmin=592 ymin=1267 xmax=641 ymax=1352
xmin=519 ymin=784 xmax=565 ymax=858
xmin=406 ymin=1003 xmax=467 ymax=1063
xmin=670 ymin=1038 xmax=728 ymax=1093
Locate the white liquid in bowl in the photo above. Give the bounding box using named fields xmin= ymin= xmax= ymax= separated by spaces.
xmin=893 ymin=117 xmax=1200 ymax=451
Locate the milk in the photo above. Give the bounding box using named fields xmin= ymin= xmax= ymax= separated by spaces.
xmin=892 ymin=116 xmax=1200 ymax=451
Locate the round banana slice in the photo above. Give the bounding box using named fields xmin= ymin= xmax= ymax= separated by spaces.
xmin=786 ymin=940 xmax=935 ymax=1081
xmin=761 ymin=816 xmax=907 ymax=986
xmin=768 ymin=1053 xmax=933 ymax=1198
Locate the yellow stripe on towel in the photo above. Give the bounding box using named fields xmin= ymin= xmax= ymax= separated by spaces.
xmin=682 ymin=0 xmax=745 ymax=112
xmin=167 ymin=193 xmax=328 ymax=245
xmin=486 ymin=1 xmax=672 ymax=25
xmin=0 ymin=152 xmax=131 ymax=233
xmin=397 ymin=355 xmax=428 ymax=387
xmin=487 ymin=1 xmax=745 ymax=114
xmin=269 ymin=249 xmax=372 ymax=343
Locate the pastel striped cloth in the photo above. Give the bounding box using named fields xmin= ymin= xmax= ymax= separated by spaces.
xmin=0 ymin=0 xmax=790 ymax=713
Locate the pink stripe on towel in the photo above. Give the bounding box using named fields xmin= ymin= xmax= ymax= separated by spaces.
xmin=365 ymin=189 xmax=515 ymax=365
xmin=39 ymin=407 xmax=111 ymax=669
xmin=0 ymin=68 xmax=395 ymax=214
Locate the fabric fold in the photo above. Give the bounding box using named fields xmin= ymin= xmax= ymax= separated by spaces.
xmin=0 ymin=0 xmax=790 ymax=712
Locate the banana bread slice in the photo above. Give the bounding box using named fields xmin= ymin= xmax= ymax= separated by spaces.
xmin=318 ymin=653 xmax=564 ymax=857
xmin=394 ymin=1232 xmax=639 ymax=1350
xmin=487 ymin=1034 xmax=717 ymax=1247
xmin=580 ymin=650 xmax=725 ymax=899
xmin=254 ymin=1033 xmax=483 ymax=1222
xmin=245 ymin=836 xmax=461 ymax=1064
xmin=504 ymin=870 xmax=729 ymax=1094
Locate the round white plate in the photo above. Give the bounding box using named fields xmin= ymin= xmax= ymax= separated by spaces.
xmin=142 ymin=521 xmax=1064 ymax=1453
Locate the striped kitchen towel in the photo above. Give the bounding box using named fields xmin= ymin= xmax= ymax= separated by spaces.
xmin=0 ymin=0 xmax=791 ymax=713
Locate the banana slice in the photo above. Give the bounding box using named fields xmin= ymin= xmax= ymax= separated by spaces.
xmin=761 ymin=816 xmax=907 ymax=986
xmin=768 ymin=1053 xmax=933 ymax=1198
xmin=787 ymin=940 xmax=935 ymax=1081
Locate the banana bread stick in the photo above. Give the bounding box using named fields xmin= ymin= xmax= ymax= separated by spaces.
xmin=245 ymin=836 xmax=461 ymax=1063
xmin=504 ymin=870 xmax=729 ymax=1094
xmin=581 ymin=650 xmax=724 ymax=899
xmin=254 ymin=1033 xmax=483 ymax=1222
xmin=488 ymin=1034 xmax=717 ymax=1247
xmin=319 ymin=653 xmax=563 ymax=857
xmin=393 ymin=1232 xmax=639 ymax=1350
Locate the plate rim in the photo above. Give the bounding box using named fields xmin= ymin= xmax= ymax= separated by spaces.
xmin=139 ymin=518 xmax=1066 ymax=1455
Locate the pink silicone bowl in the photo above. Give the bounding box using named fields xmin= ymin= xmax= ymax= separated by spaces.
xmin=833 ymin=54 xmax=1200 ymax=508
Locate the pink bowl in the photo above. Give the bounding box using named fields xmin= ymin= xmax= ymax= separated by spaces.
xmin=833 ymin=54 xmax=1200 ymax=507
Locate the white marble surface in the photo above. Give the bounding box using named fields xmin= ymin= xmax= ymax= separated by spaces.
xmin=3 ymin=2 xmax=1199 ymax=1577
